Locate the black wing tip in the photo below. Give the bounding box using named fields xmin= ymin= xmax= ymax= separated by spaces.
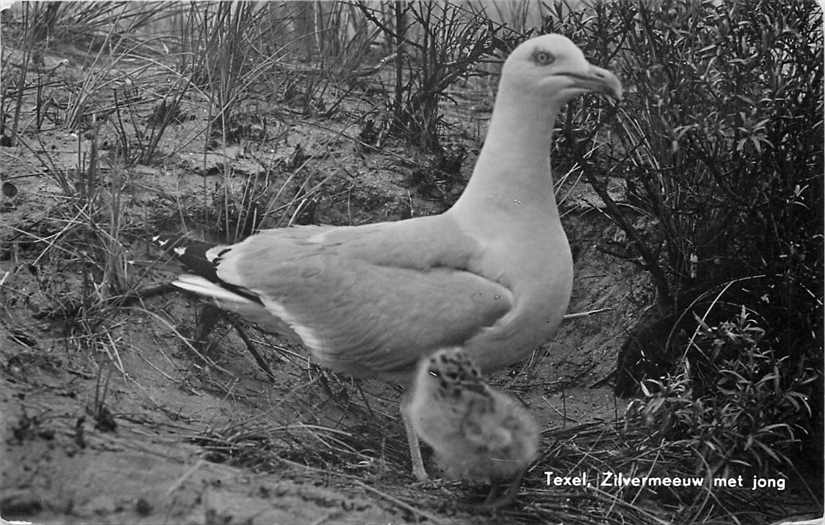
xmin=152 ymin=233 xmax=265 ymax=306
xmin=152 ymin=232 xmax=220 ymax=279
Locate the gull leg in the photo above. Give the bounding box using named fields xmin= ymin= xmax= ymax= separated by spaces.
xmin=193 ymin=304 xmax=222 ymax=352
xmin=400 ymin=392 xmax=428 ymax=481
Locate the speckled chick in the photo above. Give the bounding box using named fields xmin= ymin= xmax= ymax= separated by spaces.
xmin=404 ymin=348 xmax=539 ymax=490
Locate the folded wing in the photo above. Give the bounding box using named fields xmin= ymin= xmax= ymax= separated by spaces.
xmin=173 ymin=216 xmax=514 ymax=378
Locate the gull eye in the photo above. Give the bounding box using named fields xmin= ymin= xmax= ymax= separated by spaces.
xmin=533 ymin=50 xmax=555 ymax=66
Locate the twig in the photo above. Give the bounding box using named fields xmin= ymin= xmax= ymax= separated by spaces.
xmin=165 ymin=459 xmax=205 ymax=497
xmin=541 ymin=395 xmax=579 ymax=424
xmin=112 ymin=283 xmax=178 ymax=307
xmin=226 ymin=316 xmax=276 ymax=380
xmin=563 ymin=307 xmax=612 ymax=320
xmin=588 ymin=370 xmax=616 ymax=389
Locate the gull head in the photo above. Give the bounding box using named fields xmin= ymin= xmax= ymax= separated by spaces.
xmin=501 ymin=33 xmax=622 ymax=103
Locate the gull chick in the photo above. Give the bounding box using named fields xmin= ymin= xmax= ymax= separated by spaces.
xmin=404 ymin=348 xmax=539 ymax=506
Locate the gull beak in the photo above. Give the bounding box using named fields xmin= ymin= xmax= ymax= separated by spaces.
xmin=563 ymin=64 xmax=623 ymax=100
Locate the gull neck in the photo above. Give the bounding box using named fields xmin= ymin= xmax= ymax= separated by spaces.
xmin=450 ymin=84 xmax=562 ymax=221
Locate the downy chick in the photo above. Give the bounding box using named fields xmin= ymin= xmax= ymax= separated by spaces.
xmin=403 ymin=347 xmax=539 ymax=506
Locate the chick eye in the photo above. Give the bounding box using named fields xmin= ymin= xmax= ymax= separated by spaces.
xmin=533 ymin=50 xmax=555 ymax=65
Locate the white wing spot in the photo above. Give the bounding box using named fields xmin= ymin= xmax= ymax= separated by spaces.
xmin=205 ymin=245 xmax=229 ymax=263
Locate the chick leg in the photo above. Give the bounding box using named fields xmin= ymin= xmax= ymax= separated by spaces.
xmin=400 ymin=392 xmax=428 ymax=481
xmin=479 ymin=467 xmax=527 ymax=510
xmin=482 ymin=484 xmax=501 ymax=506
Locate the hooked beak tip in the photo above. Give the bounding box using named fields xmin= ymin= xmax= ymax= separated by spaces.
xmin=589 ymin=64 xmax=623 ymax=100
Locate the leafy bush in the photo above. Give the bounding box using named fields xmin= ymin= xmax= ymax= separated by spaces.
xmin=630 ymin=307 xmax=817 ymax=474
xmin=542 ymin=0 xmax=822 ymax=452
xmin=538 ymin=0 xmax=822 ymax=484
xmin=549 ymin=0 xmax=822 ymax=307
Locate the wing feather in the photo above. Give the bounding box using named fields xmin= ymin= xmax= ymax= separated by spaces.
xmin=212 ymin=216 xmax=514 ymax=377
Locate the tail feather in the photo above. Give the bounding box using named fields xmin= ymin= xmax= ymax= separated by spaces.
xmin=173 ymin=274 xmax=256 ymax=304
xmin=153 ymin=234 xmax=263 ymax=305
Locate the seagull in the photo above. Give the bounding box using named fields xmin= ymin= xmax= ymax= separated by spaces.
xmin=157 ymin=33 xmax=621 ymax=478
xmin=405 ymin=347 xmax=539 ymax=507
